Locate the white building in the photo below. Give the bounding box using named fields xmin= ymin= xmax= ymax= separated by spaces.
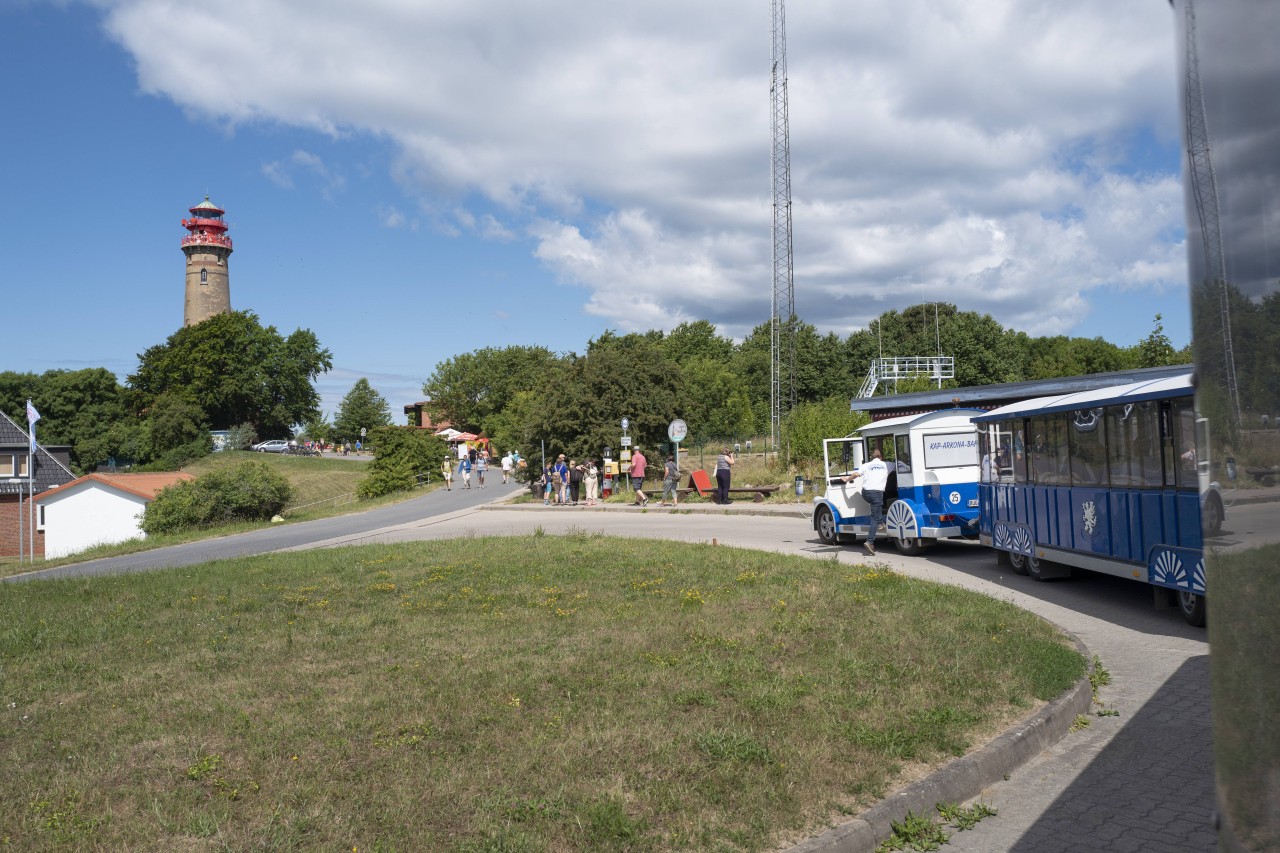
xmin=34 ymin=472 xmax=193 ymax=558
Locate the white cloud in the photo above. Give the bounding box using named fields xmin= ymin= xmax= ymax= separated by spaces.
xmin=101 ymin=0 xmax=1184 ymax=339
xmin=260 ymin=149 xmax=345 ymax=197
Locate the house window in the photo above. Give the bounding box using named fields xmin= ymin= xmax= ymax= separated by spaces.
xmin=0 ymin=455 xmax=29 ymax=477
xmin=37 ymin=504 xmax=45 ymax=531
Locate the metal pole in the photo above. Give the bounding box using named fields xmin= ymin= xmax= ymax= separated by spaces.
xmin=28 ymin=449 xmax=34 ymax=564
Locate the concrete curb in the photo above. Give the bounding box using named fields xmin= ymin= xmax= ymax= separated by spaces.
xmin=786 ymin=632 xmax=1095 ymax=853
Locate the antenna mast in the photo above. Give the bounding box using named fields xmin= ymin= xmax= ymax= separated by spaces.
xmin=1183 ymin=0 xmax=1242 ymax=426
xmin=770 ymin=0 xmax=796 ymax=451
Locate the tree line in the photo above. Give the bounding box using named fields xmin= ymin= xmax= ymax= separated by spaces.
xmin=1 ymin=311 xmax=335 ymax=473
xmin=419 ymin=304 xmax=1189 ymax=464
xmin=1 ymin=302 xmax=1189 ymax=476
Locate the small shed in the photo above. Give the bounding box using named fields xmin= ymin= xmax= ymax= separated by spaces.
xmin=35 ymin=472 xmax=194 ymax=558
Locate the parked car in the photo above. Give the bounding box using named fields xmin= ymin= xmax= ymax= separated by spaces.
xmin=253 ymin=439 xmax=290 ymax=453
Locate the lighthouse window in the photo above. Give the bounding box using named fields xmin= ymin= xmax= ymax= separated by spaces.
xmin=200 ymin=268 xmax=208 ymax=284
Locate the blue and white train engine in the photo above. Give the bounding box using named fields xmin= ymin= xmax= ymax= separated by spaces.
xmin=812 ymin=410 xmax=983 ymax=555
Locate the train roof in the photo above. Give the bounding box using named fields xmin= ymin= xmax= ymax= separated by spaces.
xmin=858 ymin=407 xmax=986 ymax=435
xmin=972 ymin=373 xmax=1193 ymax=422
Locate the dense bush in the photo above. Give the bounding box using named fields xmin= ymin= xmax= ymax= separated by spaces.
xmin=142 ymin=460 xmax=293 ymax=535
xmin=358 ymin=426 xmax=448 ymax=499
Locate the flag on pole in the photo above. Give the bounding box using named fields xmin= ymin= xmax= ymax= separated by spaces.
xmin=26 ymin=399 xmax=40 ymax=454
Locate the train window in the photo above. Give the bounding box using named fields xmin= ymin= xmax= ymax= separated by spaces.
xmin=979 ymin=424 xmax=1007 ymax=483
xmin=1169 ymin=398 xmax=1199 ymax=490
xmin=1012 ymin=424 xmax=1028 ymax=484
xmin=1029 ymin=415 xmax=1069 ymax=485
xmin=1068 ymin=407 xmax=1107 ymax=486
xmin=1105 ymin=402 xmax=1162 ymax=488
xmin=894 ymin=434 xmax=912 ymax=474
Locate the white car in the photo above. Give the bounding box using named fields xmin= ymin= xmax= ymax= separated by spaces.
xmin=253 ymin=439 xmax=290 ymax=453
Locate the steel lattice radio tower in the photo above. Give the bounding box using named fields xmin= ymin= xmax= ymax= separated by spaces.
xmin=1183 ymin=0 xmax=1242 ymax=426
xmin=770 ymin=0 xmax=796 ymax=451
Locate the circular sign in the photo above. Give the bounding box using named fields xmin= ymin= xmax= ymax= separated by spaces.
xmin=668 ymin=419 xmax=688 ymax=442
xmin=621 ymin=417 xmax=630 ymax=431
xmin=360 ymin=427 xmax=367 ymax=437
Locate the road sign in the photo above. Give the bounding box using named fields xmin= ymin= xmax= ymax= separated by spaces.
xmin=667 ymin=419 xmax=687 ymax=442
xmin=621 ymin=417 xmax=630 ymax=431
xmin=360 ymin=427 xmax=367 ymax=437
xmin=620 ymin=436 xmax=632 ymax=447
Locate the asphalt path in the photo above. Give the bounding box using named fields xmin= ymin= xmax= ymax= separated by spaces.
xmin=4 ymin=496 xmax=1216 ymax=851
xmin=2 ymin=478 xmax=527 ymax=583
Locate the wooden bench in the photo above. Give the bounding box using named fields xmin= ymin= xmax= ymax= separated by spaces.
xmin=687 ymin=469 xmax=781 ymax=503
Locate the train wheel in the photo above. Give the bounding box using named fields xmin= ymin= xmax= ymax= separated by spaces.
xmin=816 ymin=506 xmax=841 ymax=546
xmin=894 ymin=536 xmax=927 ymax=556
xmin=1178 ymin=591 xmax=1207 ymax=627
xmin=1007 ymin=550 xmax=1030 ymax=576
xmin=1024 ymin=554 xmax=1064 ymax=582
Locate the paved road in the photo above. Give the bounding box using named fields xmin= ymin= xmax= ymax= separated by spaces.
xmin=5 ymin=498 xmax=1215 ymax=851
xmin=3 ymin=479 xmax=526 ymax=583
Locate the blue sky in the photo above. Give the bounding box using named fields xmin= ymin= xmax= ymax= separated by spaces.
xmin=2 ymin=1 xmax=1191 ymax=421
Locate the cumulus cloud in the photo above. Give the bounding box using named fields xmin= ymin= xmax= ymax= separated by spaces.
xmin=100 ymin=0 xmax=1184 ymax=339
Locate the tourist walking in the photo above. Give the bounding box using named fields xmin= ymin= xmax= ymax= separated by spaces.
xmin=630 ymin=447 xmax=648 ymax=506
xmin=715 ymin=446 xmax=735 ymax=505
xmin=441 ymin=456 xmax=453 ymax=491
xmin=476 ymin=450 xmax=488 ymax=487
xmin=501 ymin=451 xmax=513 ymax=484
xmin=461 ymin=455 xmax=473 ymax=489
xmin=661 ymin=454 xmax=679 ymax=505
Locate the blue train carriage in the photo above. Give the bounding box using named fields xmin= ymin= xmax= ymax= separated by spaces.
xmin=812 ymin=409 xmax=984 ymax=555
xmin=972 ymin=373 xmax=1222 ymax=627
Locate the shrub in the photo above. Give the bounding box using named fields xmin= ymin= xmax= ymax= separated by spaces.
xmin=141 ymin=461 xmax=293 ymax=535
xmin=359 ymin=426 xmax=447 ymax=498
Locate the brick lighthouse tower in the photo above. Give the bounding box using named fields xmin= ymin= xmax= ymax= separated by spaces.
xmin=181 ymin=196 xmax=234 ymax=327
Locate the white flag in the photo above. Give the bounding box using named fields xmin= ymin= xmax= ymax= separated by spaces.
xmin=26 ymin=399 xmax=40 ymax=454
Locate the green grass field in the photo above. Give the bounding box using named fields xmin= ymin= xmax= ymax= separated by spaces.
xmin=1 ymin=535 xmax=1084 ymax=851
xmin=183 ymin=450 xmax=372 ymax=511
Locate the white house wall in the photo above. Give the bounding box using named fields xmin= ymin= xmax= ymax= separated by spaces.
xmin=43 ymin=484 xmax=149 ymax=558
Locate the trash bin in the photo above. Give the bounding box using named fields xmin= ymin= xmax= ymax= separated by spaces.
xmin=602 ymin=476 xmax=613 ymax=499
xmin=795 ymin=475 xmax=805 ymax=496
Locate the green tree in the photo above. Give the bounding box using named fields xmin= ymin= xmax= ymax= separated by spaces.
xmin=0 ymin=367 xmax=142 ymax=473
xmin=142 ymin=391 xmax=211 ymax=470
xmin=421 ymin=345 xmax=561 ymax=433
xmin=129 ymin=310 xmax=332 ymax=437
xmin=661 ymin=320 xmax=734 ymax=364
xmin=298 ymin=412 xmax=333 ymax=446
xmin=783 ymin=396 xmax=869 ymax=464
xmin=1130 ymin=314 xmax=1189 ymax=368
xmin=527 ymin=334 xmax=680 ymax=461
xmin=333 ymin=379 xmax=392 ymax=443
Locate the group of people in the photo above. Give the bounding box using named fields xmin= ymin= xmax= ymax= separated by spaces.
xmin=442 ymin=444 xmax=521 ymax=490
xmin=538 ymin=454 xmax=602 ymax=506
xmin=534 ymin=444 xmax=737 ymax=508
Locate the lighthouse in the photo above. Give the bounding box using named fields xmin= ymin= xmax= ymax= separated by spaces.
xmin=181 ymin=196 xmax=233 ymax=327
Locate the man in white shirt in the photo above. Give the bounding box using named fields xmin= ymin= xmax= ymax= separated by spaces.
xmin=501 ymin=451 xmax=514 ymax=484
xmin=844 ymin=449 xmax=889 ymax=556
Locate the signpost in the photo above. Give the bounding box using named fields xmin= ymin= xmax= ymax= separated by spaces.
xmin=668 ymin=419 xmax=687 ymax=507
